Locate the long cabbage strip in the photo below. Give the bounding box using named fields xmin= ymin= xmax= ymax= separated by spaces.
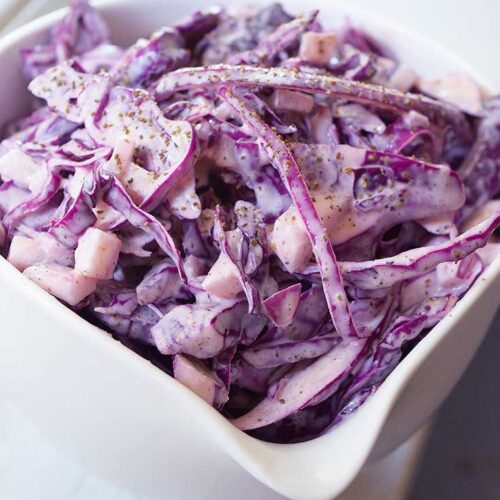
xmin=298 ymin=213 xmax=500 ymax=289
xmin=219 ymin=86 xmax=358 ymax=339
xmin=155 ymin=64 xmax=472 ymax=143
xmin=232 ymin=338 xmax=368 ymax=430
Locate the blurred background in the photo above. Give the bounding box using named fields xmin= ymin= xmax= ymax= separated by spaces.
xmin=0 ymin=1 xmax=499 ymax=499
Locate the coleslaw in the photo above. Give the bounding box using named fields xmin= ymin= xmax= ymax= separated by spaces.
xmin=0 ymin=0 xmax=499 ymax=443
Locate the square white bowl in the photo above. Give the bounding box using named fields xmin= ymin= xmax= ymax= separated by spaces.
xmin=0 ymin=1 xmax=498 ymax=499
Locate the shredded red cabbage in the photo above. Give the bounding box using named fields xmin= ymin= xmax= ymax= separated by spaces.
xmin=1 ymin=0 xmax=499 ymax=443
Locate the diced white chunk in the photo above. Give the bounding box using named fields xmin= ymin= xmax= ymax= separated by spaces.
xmin=299 ymin=31 xmax=336 ymax=65
xmin=389 ymin=65 xmax=418 ymax=92
xmin=403 ymin=110 xmax=430 ymax=129
xmin=271 ymin=192 xmax=364 ymax=271
xmin=372 ymin=57 xmax=397 ymax=84
xmin=418 ymin=74 xmax=483 ymax=115
xmin=202 ymin=253 xmax=242 ymax=298
xmin=173 ymin=354 xmax=217 ymax=405
xmin=23 ymin=264 xmax=97 ymax=306
xmin=8 ymin=234 xmax=74 ymax=271
xmin=271 ymin=206 xmax=312 ymax=273
xmin=0 ymin=149 xmax=45 ymax=192
xmin=272 ymin=89 xmax=314 ymax=114
xmin=75 ymin=227 xmax=122 ymax=279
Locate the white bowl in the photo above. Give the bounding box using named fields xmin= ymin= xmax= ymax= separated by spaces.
xmin=0 ymin=1 xmax=498 ymax=499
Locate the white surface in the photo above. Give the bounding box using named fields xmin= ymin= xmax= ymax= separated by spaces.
xmin=0 ymin=1 xmax=498 ymax=500
xmin=0 ymin=399 xmax=430 ymax=500
xmin=0 ymin=400 xmax=138 ymax=500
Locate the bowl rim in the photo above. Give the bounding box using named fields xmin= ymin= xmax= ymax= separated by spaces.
xmin=0 ymin=0 xmax=498 ymax=498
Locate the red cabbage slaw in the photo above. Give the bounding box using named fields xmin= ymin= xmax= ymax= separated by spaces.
xmin=0 ymin=0 xmax=499 ymax=443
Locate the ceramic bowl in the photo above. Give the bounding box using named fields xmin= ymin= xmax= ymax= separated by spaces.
xmin=0 ymin=1 xmax=498 ymax=499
